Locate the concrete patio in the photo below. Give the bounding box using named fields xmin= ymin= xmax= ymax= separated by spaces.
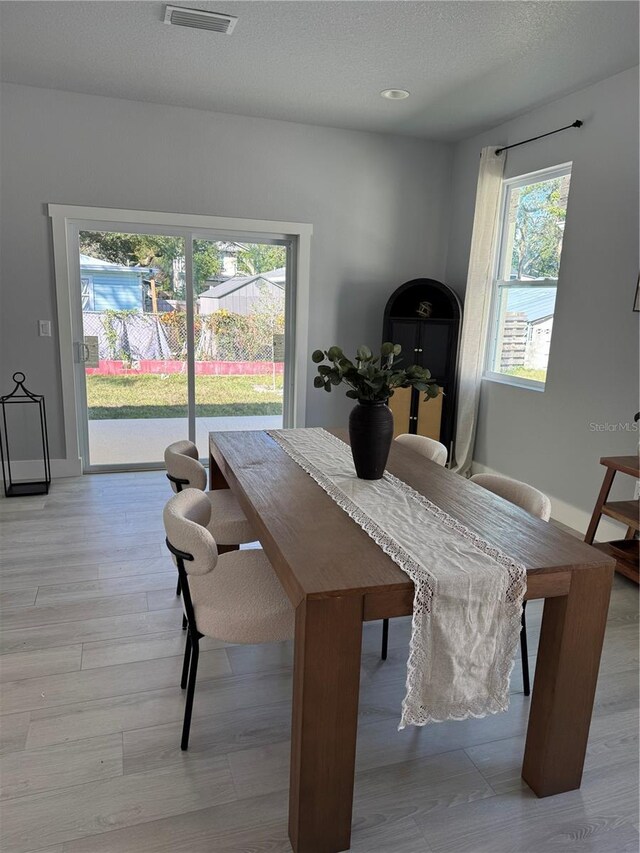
xmin=88 ymin=415 xmax=283 ymax=466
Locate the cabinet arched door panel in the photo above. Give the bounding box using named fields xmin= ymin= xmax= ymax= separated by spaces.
xmin=388 ymin=320 xmax=419 ymax=364
xmin=419 ymin=322 xmax=454 ymax=382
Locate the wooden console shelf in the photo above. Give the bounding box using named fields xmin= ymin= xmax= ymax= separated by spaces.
xmin=601 ymin=500 xmax=640 ymax=530
xmin=585 ymin=456 xmax=639 ymax=584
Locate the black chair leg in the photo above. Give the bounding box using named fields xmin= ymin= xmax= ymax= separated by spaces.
xmin=520 ymin=602 xmax=530 ymax=697
xmin=178 ymin=577 xmax=186 ymax=627
xmin=181 ymin=631 xmax=191 ymax=690
xmin=181 ymin=635 xmax=199 ymax=751
xmin=381 ymin=618 xmax=389 ymax=661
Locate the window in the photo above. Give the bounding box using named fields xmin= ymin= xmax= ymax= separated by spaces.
xmin=485 ymin=164 xmax=572 ymax=389
xmin=80 ymin=276 xmax=94 ymax=311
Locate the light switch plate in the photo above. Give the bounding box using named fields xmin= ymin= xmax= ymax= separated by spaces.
xmin=38 ymin=320 xmax=52 ymax=337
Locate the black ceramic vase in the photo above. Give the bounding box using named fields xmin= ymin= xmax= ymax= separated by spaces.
xmin=348 ymin=400 xmax=394 ymax=480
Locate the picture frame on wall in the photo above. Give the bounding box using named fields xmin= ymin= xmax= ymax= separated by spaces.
xmin=634 ymin=274 xmax=640 ymax=312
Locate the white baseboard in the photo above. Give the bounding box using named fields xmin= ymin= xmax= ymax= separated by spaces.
xmin=471 ymin=460 xmax=627 ymax=543
xmin=5 ymin=458 xmax=82 ymax=481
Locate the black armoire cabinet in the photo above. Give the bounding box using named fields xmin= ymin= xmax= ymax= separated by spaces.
xmin=383 ymin=278 xmax=461 ymax=457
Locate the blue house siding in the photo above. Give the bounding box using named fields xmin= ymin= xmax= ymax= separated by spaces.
xmin=80 ymin=254 xmax=150 ymax=312
xmin=89 ymin=271 xmax=144 ymax=311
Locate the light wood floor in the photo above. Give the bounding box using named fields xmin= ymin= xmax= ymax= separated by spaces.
xmin=0 ymin=471 xmax=638 ymax=853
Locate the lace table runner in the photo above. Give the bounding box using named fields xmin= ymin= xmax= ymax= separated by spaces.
xmin=267 ymin=428 xmax=526 ymax=729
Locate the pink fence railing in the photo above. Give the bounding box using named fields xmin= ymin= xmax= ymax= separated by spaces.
xmin=85 ymin=360 xmax=284 ymax=376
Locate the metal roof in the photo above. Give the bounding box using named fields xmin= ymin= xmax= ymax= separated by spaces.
xmin=199 ymin=268 xmax=285 ymax=299
xmin=506 ymin=286 xmax=556 ymax=323
xmin=79 ymin=253 xmax=151 ymax=274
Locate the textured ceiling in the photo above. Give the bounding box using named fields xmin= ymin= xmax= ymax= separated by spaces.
xmin=0 ymin=1 xmax=637 ymax=140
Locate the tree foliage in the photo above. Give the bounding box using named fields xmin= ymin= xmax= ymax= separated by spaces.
xmin=192 ymin=240 xmax=223 ymax=292
xmin=79 ymin=232 xmax=222 ymax=298
xmin=509 ymin=178 xmax=568 ymax=279
xmin=79 ymin=233 xmax=287 ymax=301
xmin=236 ymin=244 xmax=286 ymax=275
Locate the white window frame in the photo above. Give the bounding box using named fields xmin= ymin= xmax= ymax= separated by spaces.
xmin=49 ymin=204 xmax=312 ymax=473
xmin=484 ymin=163 xmax=572 ymax=392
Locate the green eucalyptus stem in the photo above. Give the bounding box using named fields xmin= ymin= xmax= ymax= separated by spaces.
xmin=311 ymin=343 xmax=440 ymax=404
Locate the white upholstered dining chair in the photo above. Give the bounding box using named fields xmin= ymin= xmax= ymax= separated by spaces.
xmin=164 ymin=440 xmax=255 ymax=549
xmin=470 ymin=472 xmax=552 ymax=696
xmin=165 ymin=440 xmax=256 ymax=619
xmin=379 ymin=433 xmax=449 ymax=660
xmin=395 ymin=433 xmax=448 ymax=467
xmin=164 ymin=488 xmax=294 ymax=750
xmin=469 ymin=473 xmax=552 ymax=523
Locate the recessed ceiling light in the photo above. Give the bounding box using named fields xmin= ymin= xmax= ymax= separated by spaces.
xmin=380 ymin=89 xmax=410 ymax=100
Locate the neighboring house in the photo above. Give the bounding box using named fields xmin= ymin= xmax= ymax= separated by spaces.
xmin=500 ymin=287 xmax=556 ymax=371
xmin=198 ymin=268 xmax=285 ymax=316
xmin=80 ymin=254 xmax=151 ymax=312
xmin=525 ymin=314 xmax=554 ymax=370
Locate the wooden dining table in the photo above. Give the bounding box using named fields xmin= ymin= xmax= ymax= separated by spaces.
xmin=209 ymin=429 xmax=615 ymax=853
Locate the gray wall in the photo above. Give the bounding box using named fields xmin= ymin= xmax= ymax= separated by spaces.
xmin=446 ymin=67 xmax=639 ymax=522
xmin=0 ymin=82 xmax=452 ymax=460
xmin=3 ymin=68 xmax=637 ymax=524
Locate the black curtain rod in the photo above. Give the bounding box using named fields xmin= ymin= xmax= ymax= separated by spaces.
xmin=495 ymin=120 xmax=582 ymax=156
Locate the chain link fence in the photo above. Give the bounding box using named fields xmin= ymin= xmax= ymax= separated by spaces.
xmin=83 ymin=310 xmax=282 ymax=365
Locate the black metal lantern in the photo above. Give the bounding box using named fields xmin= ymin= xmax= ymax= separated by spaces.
xmin=0 ymin=372 xmax=51 ymax=497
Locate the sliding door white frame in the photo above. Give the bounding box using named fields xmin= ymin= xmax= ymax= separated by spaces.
xmin=63 ymin=219 xmax=194 ymax=471
xmin=49 ymin=204 xmax=312 ymax=473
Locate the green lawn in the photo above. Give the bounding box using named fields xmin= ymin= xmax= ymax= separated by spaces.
xmin=503 ymin=367 xmax=547 ymax=383
xmin=87 ymin=373 xmax=283 ymax=419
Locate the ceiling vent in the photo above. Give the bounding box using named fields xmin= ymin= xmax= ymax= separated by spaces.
xmin=164 ymin=5 xmax=237 ymax=34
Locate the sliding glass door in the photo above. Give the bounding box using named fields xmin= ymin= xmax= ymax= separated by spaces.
xmin=77 ymin=229 xmax=188 ymax=468
xmin=191 ymin=238 xmax=286 ymax=454
xmin=71 ymin=223 xmax=291 ymax=471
